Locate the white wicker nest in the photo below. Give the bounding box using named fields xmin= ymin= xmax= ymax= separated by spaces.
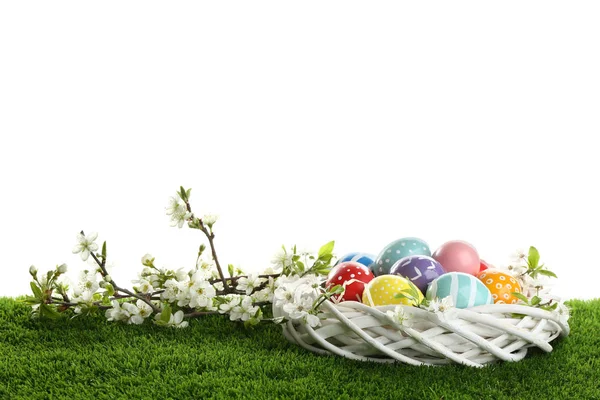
xmin=277 ymin=300 xmax=570 ymax=367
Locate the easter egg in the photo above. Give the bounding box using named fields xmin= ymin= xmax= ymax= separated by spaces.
xmin=326 ymin=262 xmax=374 ymax=302
xmin=335 ymin=252 xmax=376 ymax=268
xmin=477 ymin=269 xmax=522 ymax=304
xmin=479 ymin=260 xmax=494 ymax=273
xmin=432 ymin=240 xmax=480 ymax=276
xmin=389 ymin=255 xmax=446 ymax=294
xmin=426 ymin=272 xmax=493 ymax=309
xmin=372 ymin=237 xmax=431 ymax=276
xmin=479 ymin=260 xmax=492 ymax=272
xmin=362 ymin=275 xmax=424 ymax=306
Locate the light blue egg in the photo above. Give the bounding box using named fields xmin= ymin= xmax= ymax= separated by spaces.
xmin=426 ymin=272 xmax=493 ymax=309
xmin=372 ymin=237 xmax=431 ymax=276
xmin=336 ymin=252 xmax=376 ymax=268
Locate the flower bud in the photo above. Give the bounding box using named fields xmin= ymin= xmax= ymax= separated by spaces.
xmin=141 ymin=254 xmax=155 ymax=267
xmin=104 ymin=275 xmax=112 ymax=283
xmin=56 ymin=264 xmax=68 ymax=274
xmin=29 ymin=265 xmax=38 ymax=277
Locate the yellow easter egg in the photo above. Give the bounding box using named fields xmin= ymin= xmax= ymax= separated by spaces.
xmin=477 ymin=269 xmax=522 ymax=304
xmin=362 ymin=275 xmax=423 ymax=306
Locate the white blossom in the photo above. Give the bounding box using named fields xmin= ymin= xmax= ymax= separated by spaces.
xmin=270 ymin=248 xmax=293 ymax=273
xmin=166 ymin=197 xmax=191 ymax=228
xmin=386 ymin=306 xmax=412 ymax=327
xmin=135 ymin=299 xmax=153 ymax=320
xmin=185 ymin=272 xmax=217 ymax=310
xmin=168 ymin=310 xmax=189 ymax=328
xmin=121 ymin=302 xmax=146 ymax=325
xmin=236 ymin=274 xmax=266 ymax=295
xmin=295 ymin=274 xmax=322 ymax=295
xmin=218 ymin=295 xmax=241 ymax=314
xmin=428 ymin=297 xmax=458 ymax=321
xmin=74 ymin=270 xmax=100 ymax=298
xmin=230 ymin=296 xmax=258 ymax=321
xmin=251 ymin=289 xmax=269 ymax=303
xmin=72 ymin=232 xmax=99 ymax=261
xmin=303 ymin=313 xmax=320 ymax=328
xmin=518 ymin=274 xmax=548 ymax=298
xmin=252 ymin=277 xmax=276 ymax=303
xmin=161 ymin=279 xmax=180 ymax=303
xmin=274 ymin=285 xmax=295 ymax=308
xmin=72 ymin=289 xmax=95 ymax=305
xmin=175 ymin=268 xmax=188 ymax=282
xmin=510 ymin=248 xmax=528 ymax=265
xmin=105 ymin=300 xmax=127 ymax=322
xmin=135 ymin=279 xmax=154 ymax=294
xmin=282 ymin=296 xmax=314 ymax=320
xmin=196 ymin=260 xmax=216 ymax=278
xmin=202 ymin=214 xmax=218 ymax=227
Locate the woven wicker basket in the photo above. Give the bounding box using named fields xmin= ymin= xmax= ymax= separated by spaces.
xmin=277 ymin=300 xmax=570 ymax=367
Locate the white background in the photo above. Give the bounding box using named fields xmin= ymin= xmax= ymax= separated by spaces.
xmin=1 ymin=2 xmax=598 ymax=300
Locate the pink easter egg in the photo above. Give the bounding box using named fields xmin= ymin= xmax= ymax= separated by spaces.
xmin=432 ymin=240 xmax=480 ymax=276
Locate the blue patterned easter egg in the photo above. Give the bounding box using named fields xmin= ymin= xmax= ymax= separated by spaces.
xmin=426 ymin=272 xmax=493 ymax=309
xmin=336 ymin=252 xmax=376 ymax=268
xmin=390 ymin=255 xmax=446 ymax=294
xmin=371 ymin=238 xmax=431 ymax=276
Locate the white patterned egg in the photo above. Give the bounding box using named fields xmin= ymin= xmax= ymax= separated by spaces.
xmin=426 ymin=272 xmax=493 ymax=309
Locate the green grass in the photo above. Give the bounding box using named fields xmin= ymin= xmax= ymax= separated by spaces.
xmin=1 ymin=298 xmax=599 ymax=400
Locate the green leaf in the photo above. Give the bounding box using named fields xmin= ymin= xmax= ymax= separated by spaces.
xmin=186 ymin=188 xmax=192 ymax=199
xmin=540 ymin=302 xmax=558 ymax=311
xmin=39 ymin=304 xmax=60 ymax=319
xmin=20 ymin=295 xmax=41 ymax=305
xmin=531 ymin=296 xmax=541 ymax=306
xmin=328 ymin=285 xmax=345 ymax=295
xmin=105 ymin=283 xmax=115 ymax=296
xmin=528 ymin=246 xmax=540 ymax=269
xmin=296 ymin=261 xmax=305 ymax=273
xmin=228 ymin=264 xmax=234 ymax=278
xmin=512 ymin=292 xmax=530 ymax=304
xmin=178 ymin=186 xmax=188 ymax=201
xmin=537 ymin=269 xmax=558 ymax=279
xmin=407 ymin=282 xmax=420 ymax=300
xmin=318 ymin=241 xmax=335 ymax=258
xmin=46 ymin=270 xmax=54 ymax=285
xmin=394 ymin=293 xmax=412 ymax=300
xmin=160 ymin=304 xmax=172 ymax=324
xmin=102 ymin=241 xmax=107 ymax=260
xmin=30 ymin=282 xmax=43 ymax=300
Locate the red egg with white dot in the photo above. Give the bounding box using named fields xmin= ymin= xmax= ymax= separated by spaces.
xmin=326 ymin=261 xmax=374 ymax=302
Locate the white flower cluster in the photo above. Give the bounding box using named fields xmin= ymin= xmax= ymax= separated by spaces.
xmin=105 ymin=299 xmax=154 ymax=325
xmin=502 ymin=248 xmax=550 ymax=298
xmin=273 ymin=274 xmax=324 ymax=328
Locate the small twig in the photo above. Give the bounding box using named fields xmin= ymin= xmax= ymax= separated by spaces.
xmin=183 ymin=200 xmax=231 ymax=292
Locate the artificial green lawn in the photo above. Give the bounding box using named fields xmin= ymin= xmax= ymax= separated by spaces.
xmin=1 ymin=298 xmax=599 ymax=400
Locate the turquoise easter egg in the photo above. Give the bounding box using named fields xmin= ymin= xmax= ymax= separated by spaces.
xmin=426 ymin=272 xmax=493 ymax=309
xmin=371 ymin=237 xmax=431 ymax=276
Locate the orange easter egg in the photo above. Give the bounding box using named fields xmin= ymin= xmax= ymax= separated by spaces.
xmin=477 ymin=269 xmax=522 ymax=304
